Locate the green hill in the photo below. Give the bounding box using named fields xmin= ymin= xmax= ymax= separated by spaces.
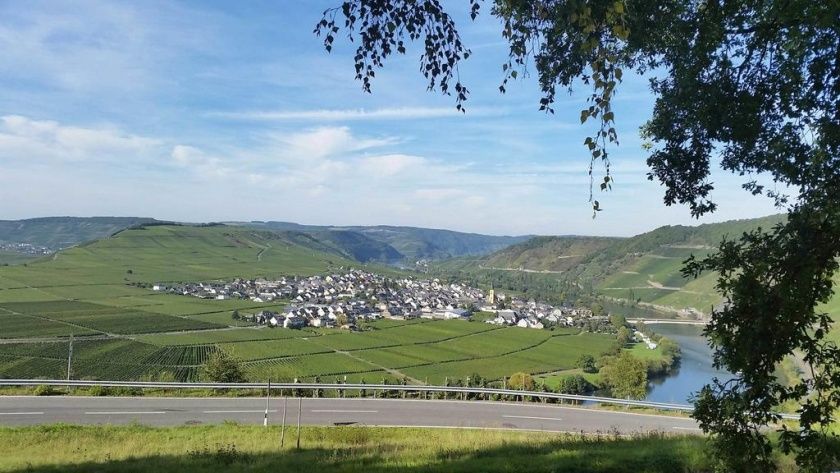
xmin=434 ymin=214 xmax=788 ymax=315
xmin=0 ymin=225 xmax=355 ymax=290
xmin=0 ymin=217 xmax=159 ymax=250
xmin=474 ymin=236 xmax=623 ymax=272
xmin=243 ymin=221 xmax=530 ymax=261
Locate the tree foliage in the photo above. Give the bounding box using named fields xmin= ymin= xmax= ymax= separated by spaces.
xmin=508 ymin=371 xmax=535 ymax=391
xmin=600 ymin=352 xmax=647 ymax=400
xmin=317 ymin=1 xmax=840 ymax=470
xmin=202 ymin=350 xmax=246 ymax=383
xmin=576 ymin=354 xmax=597 ymax=374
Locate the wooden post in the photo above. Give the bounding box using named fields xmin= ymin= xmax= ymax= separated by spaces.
xmin=66 ymin=334 xmax=74 ymax=381
xmin=280 ymin=396 xmax=287 ymax=448
xmin=295 ymin=397 xmax=302 ymax=449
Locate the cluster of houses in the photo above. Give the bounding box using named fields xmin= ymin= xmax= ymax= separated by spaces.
xmin=0 ymin=242 xmax=51 ymax=256
xmin=153 ymin=270 xmax=599 ymax=331
xmin=484 ymin=295 xmax=594 ymax=330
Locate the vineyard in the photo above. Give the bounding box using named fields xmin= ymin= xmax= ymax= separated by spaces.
xmin=0 ymin=301 xmax=220 ymax=336
xmin=0 ymin=339 xmax=217 ymax=381
xmin=0 ymin=316 xmax=616 ymax=384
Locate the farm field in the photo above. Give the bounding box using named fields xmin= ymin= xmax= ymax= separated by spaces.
xmin=0 ymin=317 xmax=617 ymax=383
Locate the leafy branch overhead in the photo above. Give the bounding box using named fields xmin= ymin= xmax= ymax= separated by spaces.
xmin=316 ymin=1 xmax=840 ymax=471
xmin=315 ymin=0 xmax=627 ymax=213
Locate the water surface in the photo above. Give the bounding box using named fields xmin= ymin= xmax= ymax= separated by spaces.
xmin=645 ymin=324 xmax=734 ymax=404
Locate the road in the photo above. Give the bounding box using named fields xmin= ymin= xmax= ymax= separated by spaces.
xmin=0 ymin=396 xmax=701 ymax=434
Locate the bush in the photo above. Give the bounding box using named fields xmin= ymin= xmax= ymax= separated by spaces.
xmin=508 ymin=372 xmax=535 ymax=391
xmin=576 ymin=354 xmax=598 ymax=373
xmin=33 ymin=385 xmax=61 ymax=396
xmin=558 ymin=374 xmax=594 ymax=395
xmin=89 ymin=385 xmax=111 ymax=396
xmin=202 ymin=351 xmax=246 ymax=383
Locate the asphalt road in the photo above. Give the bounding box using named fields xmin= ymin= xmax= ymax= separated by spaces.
xmin=0 ymin=396 xmax=701 ymax=434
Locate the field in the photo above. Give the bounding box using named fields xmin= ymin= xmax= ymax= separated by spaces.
xmin=0 ymin=424 xmax=732 ymax=473
xmin=0 ymin=318 xmax=616 ymax=383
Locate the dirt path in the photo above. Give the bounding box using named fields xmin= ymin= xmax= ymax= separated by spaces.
xmin=256 ymin=243 xmax=271 ymax=262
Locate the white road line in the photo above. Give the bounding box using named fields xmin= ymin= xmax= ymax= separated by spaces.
xmin=0 ymin=412 xmax=44 ymax=416
xmin=203 ymin=410 xmax=278 ymax=414
xmin=502 ymin=415 xmax=563 ymax=421
xmin=311 ymin=410 xmax=378 ymax=413
xmin=85 ymin=411 xmax=166 ymax=415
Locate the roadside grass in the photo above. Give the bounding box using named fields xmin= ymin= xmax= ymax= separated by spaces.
xmin=0 ymin=424 xmax=736 ymax=473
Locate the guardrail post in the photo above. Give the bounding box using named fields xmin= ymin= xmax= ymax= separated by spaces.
xmin=264 ymin=378 xmax=271 ymax=427
xmin=296 ymin=397 xmax=302 ymax=450
xmin=280 ymin=396 xmax=287 ymax=448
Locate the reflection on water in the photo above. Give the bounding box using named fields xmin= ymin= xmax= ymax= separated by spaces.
xmin=645 ymin=324 xmax=735 ymax=404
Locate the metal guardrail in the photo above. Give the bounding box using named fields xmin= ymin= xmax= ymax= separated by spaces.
xmin=0 ymin=378 xmax=694 ymax=411
xmin=0 ymin=379 xmax=800 ymax=420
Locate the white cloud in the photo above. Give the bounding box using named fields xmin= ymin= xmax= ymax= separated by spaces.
xmin=358 ymin=154 xmax=427 ymax=177
xmin=0 ymin=115 xmax=161 ymax=162
xmin=0 ymin=115 xmax=782 ymax=236
xmin=271 ymin=126 xmax=398 ymax=161
xmin=171 ymin=145 xmax=231 ymax=178
xmin=207 ymin=106 xmax=506 ymax=121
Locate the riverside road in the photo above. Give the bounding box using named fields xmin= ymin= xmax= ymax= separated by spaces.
xmin=0 ymin=396 xmax=700 ymax=433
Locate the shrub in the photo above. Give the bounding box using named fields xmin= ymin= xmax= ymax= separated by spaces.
xmin=202 ymin=351 xmax=246 ymax=383
xmin=508 ymin=372 xmax=534 ymax=391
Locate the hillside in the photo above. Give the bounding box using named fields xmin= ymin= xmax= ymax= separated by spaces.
xmin=242 ymin=221 xmax=530 ymax=261
xmin=0 ymin=225 xmax=356 ymax=289
xmin=435 ymin=214 xmax=788 ymax=315
xmin=0 ymin=217 xmax=159 ymax=250
xmin=474 ymin=236 xmax=623 ymax=272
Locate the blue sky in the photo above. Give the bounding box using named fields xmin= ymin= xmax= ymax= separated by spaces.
xmin=0 ymin=0 xmax=781 ymax=236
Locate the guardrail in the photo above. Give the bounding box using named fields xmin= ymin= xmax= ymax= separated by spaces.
xmin=0 ymin=378 xmax=693 ymax=411
xmin=0 ymin=379 xmax=800 ymax=420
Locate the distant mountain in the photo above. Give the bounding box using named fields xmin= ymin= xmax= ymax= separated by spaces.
xmin=0 ymin=217 xmax=159 ymax=250
xmin=271 ymin=230 xmax=403 ymax=264
xmin=240 ymin=221 xmax=530 ymax=261
xmin=436 ymin=214 xmax=786 ymax=314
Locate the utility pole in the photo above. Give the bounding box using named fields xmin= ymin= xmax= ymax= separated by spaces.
xmin=264 ymin=379 xmax=271 ymax=427
xmin=280 ymin=396 xmax=288 ymax=448
xmin=66 ymin=334 xmax=74 ymax=381
xmin=295 ymin=397 xmax=302 ymax=449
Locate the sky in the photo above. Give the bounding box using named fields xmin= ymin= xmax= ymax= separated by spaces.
xmin=0 ymin=0 xmax=782 ymax=236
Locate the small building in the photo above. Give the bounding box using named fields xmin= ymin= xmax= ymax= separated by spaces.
xmin=284 ymin=315 xmax=306 ymax=329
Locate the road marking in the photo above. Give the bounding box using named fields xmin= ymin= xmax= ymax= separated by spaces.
xmin=502 ymin=415 xmax=563 ymax=421
xmin=203 ymin=410 xmax=278 ymax=414
xmin=311 ymin=409 xmax=378 ymax=413
xmin=672 ymin=426 xmax=702 ymax=431
xmin=85 ymin=411 xmax=166 ymax=415
xmin=0 ymin=412 xmax=43 ymax=416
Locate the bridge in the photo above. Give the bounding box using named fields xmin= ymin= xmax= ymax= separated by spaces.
xmin=627 ymin=318 xmax=707 ymax=326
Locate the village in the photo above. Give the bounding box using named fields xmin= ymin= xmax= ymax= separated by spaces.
xmin=152 ymin=269 xmax=599 ymax=331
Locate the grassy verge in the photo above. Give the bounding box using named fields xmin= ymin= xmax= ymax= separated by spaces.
xmin=0 ymin=424 xmax=732 ymax=473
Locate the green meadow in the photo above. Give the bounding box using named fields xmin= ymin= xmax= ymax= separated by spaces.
xmin=0 ymin=424 xmax=733 ymax=473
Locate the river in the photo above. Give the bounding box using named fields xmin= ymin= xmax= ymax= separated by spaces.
xmin=644 ymin=323 xmax=734 ymax=404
